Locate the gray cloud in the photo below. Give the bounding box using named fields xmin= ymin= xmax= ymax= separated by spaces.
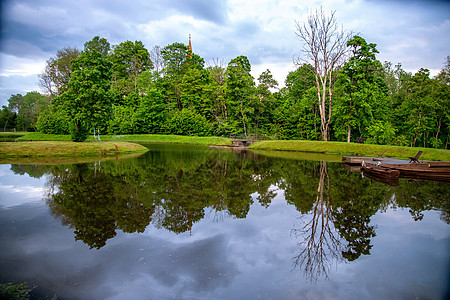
xmin=0 ymin=0 xmax=449 ymax=106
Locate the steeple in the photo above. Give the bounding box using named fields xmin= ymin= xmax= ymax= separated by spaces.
xmin=187 ymin=34 xmax=192 ymax=59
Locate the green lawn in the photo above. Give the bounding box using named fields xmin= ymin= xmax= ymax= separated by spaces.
xmin=250 ymin=140 xmax=450 ymax=161
xmin=18 ymin=132 xmax=232 ymax=145
xmin=6 ymin=133 xmax=450 ymax=161
xmin=0 ymin=141 xmax=148 ymax=158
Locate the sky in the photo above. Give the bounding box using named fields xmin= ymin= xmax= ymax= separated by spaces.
xmin=0 ymin=0 xmax=449 ymax=107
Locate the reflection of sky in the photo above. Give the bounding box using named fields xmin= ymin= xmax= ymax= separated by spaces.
xmin=342 ymin=208 xmax=450 ymax=300
xmin=0 ymin=164 xmax=48 ymax=208
xmin=0 ymin=165 xmax=449 ymax=299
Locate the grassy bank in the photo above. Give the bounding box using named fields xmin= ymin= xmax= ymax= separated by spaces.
xmin=8 ymin=133 xmax=450 ymax=161
xmin=250 ymin=140 xmax=450 ymax=161
xmin=0 ymin=141 xmax=148 ymax=158
xmin=18 ymin=132 xmax=232 ymax=145
xmin=0 ymin=131 xmax=30 ymax=137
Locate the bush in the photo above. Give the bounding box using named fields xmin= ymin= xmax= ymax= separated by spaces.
xmin=70 ymin=117 xmax=89 ymax=142
xmin=166 ymin=109 xmax=211 ymax=136
xmin=133 ymin=91 xmax=166 ymax=134
xmin=366 ymin=121 xmax=396 ymax=145
xmin=36 ymin=106 xmax=70 ymax=134
xmin=108 ymin=105 xmax=136 ymax=135
xmin=391 ymin=135 xmax=410 ymax=146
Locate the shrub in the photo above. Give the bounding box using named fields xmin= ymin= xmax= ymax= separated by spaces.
xmin=166 ymin=109 xmax=211 ymax=136
xmin=36 ymin=106 xmax=70 ymax=134
xmin=70 ymin=117 xmax=89 ymax=142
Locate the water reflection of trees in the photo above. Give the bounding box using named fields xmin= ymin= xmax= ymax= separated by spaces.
xmin=9 ymin=149 xmax=450 ymax=260
xmin=291 ymin=162 xmax=343 ymax=281
xmin=289 ymin=160 xmax=450 ymax=281
xmin=38 ymin=149 xmax=281 ymax=248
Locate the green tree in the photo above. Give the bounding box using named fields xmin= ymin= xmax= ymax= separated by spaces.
xmin=36 ymin=103 xmax=70 ymax=134
xmin=108 ymin=105 xmax=136 ymax=135
xmin=84 ymin=36 xmax=111 ymax=58
xmin=203 ymin=62 xmax=228 ymax=134
xmin=179 ymin=66 xmax=208 ymax=113
xmin=0 ymin=105 xmax=17 ymax=131
xmin=334 ymin=35 xmax=390 ymax=143
xmin=225 ymin=55 xmax=256 ymax=136
xmin=255 ymin=69 xmax=278 ymax=134
xmin=166 ymin=108 xmax=211 ymax=136
xmin=134 ymin=89 xmax=167 ymax=134
xmin=16 ymin=91 xmax=50 ymax=131
xmin=279 ymin=64 xmax=320 ymax=140
xmin=383 ymin=62 xmax=413 ymax=146
xmin=433 ymin=57 xmax=450 ymax=148
xmin=161 ymin=42 xmax=204 ymax=111
xmin=110 ymin=40 xmax=152 ymax=95
xmin=3 ymin=94 xmax=22 ymax=130
xmin=402 ymin=69 xmax=435 ymax=147
xmin=61 ymin=49 xmax=113 ymax=141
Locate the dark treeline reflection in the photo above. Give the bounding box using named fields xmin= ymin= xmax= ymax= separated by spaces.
xmin=10 ymin=146 xmax=450 ymax=265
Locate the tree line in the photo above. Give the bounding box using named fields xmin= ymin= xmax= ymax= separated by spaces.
xmin=1 ymin=12 xmax=448 ymax=148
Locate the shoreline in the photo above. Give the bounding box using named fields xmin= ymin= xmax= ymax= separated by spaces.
xmin=0 ymin=141 xmax=148 ymax=159
xmin=1 ymin=133 xmax=448 ymax=162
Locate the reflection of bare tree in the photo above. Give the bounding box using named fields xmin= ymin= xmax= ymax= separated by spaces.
xmin=291 ymin=161 xmax=343 ymax=281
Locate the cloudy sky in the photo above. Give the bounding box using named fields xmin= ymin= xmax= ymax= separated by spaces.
xmin=0 ymin=0 xmax=449 ymax=107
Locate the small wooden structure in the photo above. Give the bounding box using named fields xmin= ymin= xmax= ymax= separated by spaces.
xmin=229 ymin=133 xmax=267 ymax=147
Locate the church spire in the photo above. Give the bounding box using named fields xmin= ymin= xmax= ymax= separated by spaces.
xmin=187 ymin=34 xmax=192 ymax=59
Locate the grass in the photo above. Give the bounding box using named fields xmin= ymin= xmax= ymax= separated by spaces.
xmin=0 ymin=131 xmax=30 ymax=136
xmin=7 ymin=133 xmax=450 ymax=161
xmin=0 ymin=141 xmax=148 ymax=158
xmin=0 ymin=131 xmax=31 ymax=141
xmin=2 ymin=133 xmax=230 ymax=158
xmin=16 ymin=132 xmax=72 ymax=141
xmin=251 ymin=149 xmax=343 ymax=162
xmin=249 ymin=140 xmax=450 ymax=161
xmin=18 ymin=132 xmax=232 ymax=145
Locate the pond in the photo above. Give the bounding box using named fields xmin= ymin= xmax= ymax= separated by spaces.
xmin=0 ymin=144 xmax=449 ymax=299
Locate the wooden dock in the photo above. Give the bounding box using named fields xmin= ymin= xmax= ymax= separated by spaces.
xmin=343 ymin=156 xmax=450 ymax=183
xmin=343 ymin=156 xmax=408 ymax=165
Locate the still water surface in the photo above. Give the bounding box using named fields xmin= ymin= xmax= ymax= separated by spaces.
xmin=0 ymin=144 xmax=449 ymax=299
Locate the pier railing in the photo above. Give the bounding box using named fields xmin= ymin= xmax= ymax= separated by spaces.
xmin=229 ymin=133 xmax=268 ymax=141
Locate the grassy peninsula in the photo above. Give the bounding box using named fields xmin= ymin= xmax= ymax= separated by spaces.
xmin=0 ymin=133 xmax=231 ymax=158
xmin=0 ymin=141 xmax=148 ymax=158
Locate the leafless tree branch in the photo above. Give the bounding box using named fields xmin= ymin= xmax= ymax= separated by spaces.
xmin=294 ymin=8 xmax=353 ymax=141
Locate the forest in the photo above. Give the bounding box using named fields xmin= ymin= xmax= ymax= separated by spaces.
xmin=1 ymin=33 xmax=449 ymax=148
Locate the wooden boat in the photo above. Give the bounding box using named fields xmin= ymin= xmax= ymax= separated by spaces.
xmin=359 ymin=161 xmax=450 ymax=183
xmin=362 ymin=170 xmax=400 ymax=186
xmin=362 ymin=164 xmax=400 ymax=180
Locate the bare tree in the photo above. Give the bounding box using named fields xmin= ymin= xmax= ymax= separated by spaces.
xmin=150 ymin=45 xmax=165 ymax=73
xmin=295 ymin=8 xmax=353 ymax=141
xmin=38 ymin=47 xmax=80 ymax=98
